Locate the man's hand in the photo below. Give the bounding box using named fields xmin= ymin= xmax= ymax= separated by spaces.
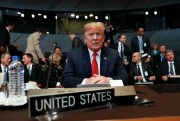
xmin=162 ymin=75 xmax=168 ymax=81
xmin=85 ymin=74 xmax=110 ymax=84
xmin=135 ymin=76 xmax=143 ymax=81
xmin=149 ymin=76 xmax=156 ymax=81
xmin=41 ymin=57 xmax=46 ymax=63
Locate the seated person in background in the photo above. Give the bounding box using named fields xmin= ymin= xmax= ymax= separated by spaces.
xmin=150 ymin=43 xmax=160 ymax=57
xmin=0 ymin=53 xmax=11 ymax=87
xmin=152 ymin=44 xmax=167 ymax=72
xmin=60 ymin=22 xmax=129 ymax=88
xmin=48 ymin=47 xmax=66 ymax=87
xmin=0 ymin=42 xmax=7 ymax=55
xmin=22 ymin=53 xmax=42 ymax=87
xmin=129 ymin=52 xmax=156 ymax=84
xmin=156 ymin=49 xmax=180 ymax=84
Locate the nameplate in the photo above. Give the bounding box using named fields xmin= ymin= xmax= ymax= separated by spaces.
xmin=28 ymin=88 xmax=114 ymax=117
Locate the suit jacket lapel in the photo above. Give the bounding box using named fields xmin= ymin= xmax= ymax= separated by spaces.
xmin=133 ymin=63 xmax=139 ymax=75
xmin=100 ymin=47 xmax=108 ymax=75
xmin=82 ymin=46 xmax=92 ymax=77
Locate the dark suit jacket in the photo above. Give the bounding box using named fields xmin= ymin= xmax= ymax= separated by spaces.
xmin=104 ymin=28 xmax=116 ymax=47
xmin=60 ymin=46 xmax=129 ymax=87
xmin=152 ymin=53 xmax=166 ymax=71
xmin=129 ymin=62 xmax=155 ymax=84
xmin=113 ymin=42 xmax=131 ymax=62
xmin=130 ymin=35 xmax=150 ymax=55
xmin=72 ymin=37 xmax=84 ymax=49
xmin=156 ymin=61 xmax=180 ymax=84
xmin=0 ymin=27 xmax=10 ymax=46
xmin=24 ymin=63 xmax=42 ymax=84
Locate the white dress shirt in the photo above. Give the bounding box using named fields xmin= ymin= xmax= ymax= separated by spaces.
xmin=136 ymin=62 xmax=146 ymax=82
xmin=168 ymin=61 xmax=176 ymax=75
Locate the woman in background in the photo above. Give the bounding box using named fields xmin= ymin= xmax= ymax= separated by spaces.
xmin=48 ymin=47 xmax=66 ymax=87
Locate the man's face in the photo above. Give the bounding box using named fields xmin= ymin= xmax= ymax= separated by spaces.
xmin=166 ymin=52 xmax=174 ymax=62
xmin=137 ymin=28 xmax=144 ymax=36
xmin=69 ymin=35 xmax=75 ymax=41
xmin=84 ymin=28 xmax=105 ymax=52
xmin=22 ymin=55 xmax=31 ymax=65
xmin=119 ymin=35 xmax=126 ymax=44
xmin=159 ymin=46 xmax=166 ymax=53
xmin=9 ymin=25 xmax=15 ymax=32
xmin=1 ymin=54 xmax=11 ymax=66
xmin=132 ymin=53 xmax=141 ymax=63
xmin=55 ymin=48 xmax=61 ymax=55
xmin=37 ymin=32 xmax=43 ymax=38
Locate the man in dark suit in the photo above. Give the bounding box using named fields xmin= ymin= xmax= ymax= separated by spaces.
xmin=113 ymin=34 xmax=131 ymax=72
xmin=130 ymin=27 xmax=151 ymax=61
xmin=0 ymin=53 xmax=11 ymax=87
xmin=129 ymin=52 xmax=156 ymax=84
xmin=69 ymin=34 xmax=84 ymax=49
xmin=0 ymin=22 xmax=15 ymax=46
xmin=22 ymin=53 xmax=42 ymax=86
xmin=156 ymin=49 xmax=180 ymax=84
xmin=60 ymin=22 xmax=129 ymax=88
xmin=104 ymin=23 xmax=116 ymax=48
xmin=152 ymin=44 xmax=167 ymax=72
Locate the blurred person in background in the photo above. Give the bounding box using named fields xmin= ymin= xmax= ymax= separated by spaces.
xmin=104 ymin=23 xmax=116 ymax=48
xmin=0 ymin=22 xmax=15 ymax=46
xmin=0 ymin=53 xmax=11 ymax=87
xmin=48 ymin=47 xmax=66 ymax=87
xmin=69 ymin=33 xmax=84 ymax=49
xmin=113 ymin=34 xmax=131 ymax=72
xmin=156 ymin=49 xmax=180 ymax=84
xmin=22 ymin=53 xmax=42 ymax=87
xmin=25 ymin=28 xmax=46 ymax=64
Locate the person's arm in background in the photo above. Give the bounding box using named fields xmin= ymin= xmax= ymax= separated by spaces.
xmin=33 ymin=37 xmax=46 ymax=62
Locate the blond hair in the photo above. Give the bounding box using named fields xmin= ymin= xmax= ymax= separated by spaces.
xmin=84 ymin=22 xmax=105 ymax=33
xmin=165 ymin=49 xmax=174 ymax=56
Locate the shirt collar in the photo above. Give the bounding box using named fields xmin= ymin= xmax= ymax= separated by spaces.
xmin=27 ymin=64 xmax=33 ymax=68
xmin=137 ymin=35 xmax=142 ymax=39
xmin=88 ymin=49 xmax=101 ymax=57
xmin=168 ymin=61 xmax=174 ymax=65
xmin=118 ymin=41 xmax=123 ymax=46
xmin=136 ymin=61 xmax=142 ymax=66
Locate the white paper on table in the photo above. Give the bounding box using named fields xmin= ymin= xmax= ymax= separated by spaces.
xmin=0 ymin=92 xmax=6 ymax=104
xmin=110 ymin=80 xmax=124 ymax=87
xmin=0 ymin=73 xmax=4 ymax=87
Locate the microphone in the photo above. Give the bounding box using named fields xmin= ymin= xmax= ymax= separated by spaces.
xmin=53 ymin=41 xmax=57 ymax=47
xmin=46 ymin=42 xmax=57 ymax=88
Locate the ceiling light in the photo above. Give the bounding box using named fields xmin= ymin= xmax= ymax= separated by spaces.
xmin=31 ymin=14 xmax=35 ymax=18
xmin=17 ymin=12 xmax=21 ymax=15
xmin=71 ymin=13 xmax=75 ymax=17
xmin=95 ymin=16 xmax=98 ymax=19
xmin=105 ymin=16 xmax=108 ymax=20
xmin=145 ymin=11 xmax=149 ymax=15
xmin=43 ymin=15 xmax=47 ymax=19
xmin=154 ymin=11 xmax=157 ymax=15
xmin=89 ymin=14 xmax=94 ymax=17
xmin=55 ymin=16 xmax=58 ymax=19
xmin=76 ymin=15 xmax=79 ymax=19
xmin=21 ymin=13 xmax=25 ymax=17
xmin=85 ymin=15 xmax=88 ymax=19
